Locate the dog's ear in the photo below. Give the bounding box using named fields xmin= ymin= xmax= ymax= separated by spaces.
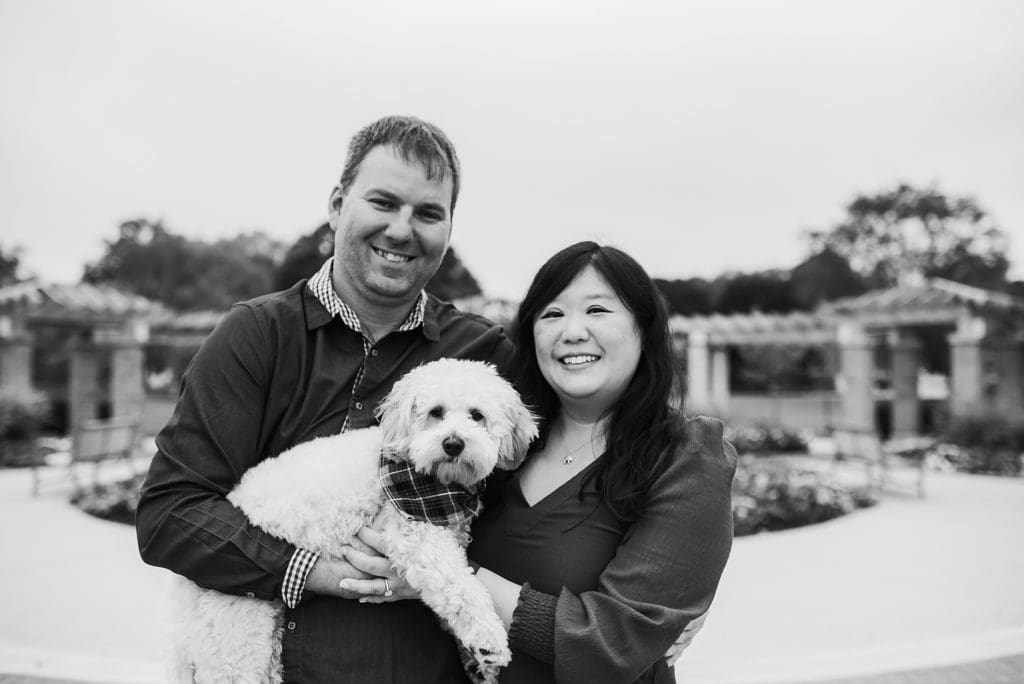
xmin=376 ymin=374 xmax=418 ymax=459
xmin=496 ymin=396 xmax=538 ymax=471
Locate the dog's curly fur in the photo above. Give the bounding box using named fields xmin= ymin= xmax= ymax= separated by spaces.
xmin=169 ymin=359 xmax=538 ymax=684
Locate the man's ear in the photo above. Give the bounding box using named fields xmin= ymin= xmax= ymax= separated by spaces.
xmin=327 ymin=186 xmax=344 ymax=228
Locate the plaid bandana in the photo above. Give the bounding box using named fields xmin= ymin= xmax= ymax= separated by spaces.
xmin=379 ymin=453 xmax=484 ymax=528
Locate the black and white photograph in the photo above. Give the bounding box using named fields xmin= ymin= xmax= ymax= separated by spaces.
xmin=1 ymin=1 xmax=1022 ymax=683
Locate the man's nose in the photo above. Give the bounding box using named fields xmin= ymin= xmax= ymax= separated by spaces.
xmin=384 ymin=207 xmax=414 ymax=242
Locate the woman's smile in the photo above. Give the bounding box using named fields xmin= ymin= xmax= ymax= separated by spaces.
xmin=534 ymin=265 xmax=642 ymax=416
xmin=559 ymin=353 xmax=601 ymax=367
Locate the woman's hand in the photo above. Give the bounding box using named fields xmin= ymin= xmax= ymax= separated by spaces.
xmin=336 ymin=527 xmax=419 ymax=603
xmin=664 ymin=610 xmax=708 ymax=665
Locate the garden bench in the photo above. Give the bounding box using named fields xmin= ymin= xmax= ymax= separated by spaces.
xmin=32 ymin=415 xmax=141 ymax=497
xmin=830 ymin=427 xmax=927 ymax=498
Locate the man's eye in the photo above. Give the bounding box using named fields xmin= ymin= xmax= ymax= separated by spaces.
xmin=429 ymin=406 xmax=445 ymax=419
xmin=417 ymin=210 xmax=443 ymax=222
xmin=369 ymin=198 xmax=394 ymax=209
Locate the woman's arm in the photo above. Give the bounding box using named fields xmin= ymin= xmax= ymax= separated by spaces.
xmin=510 ymin=416 xmax=737 ymax=683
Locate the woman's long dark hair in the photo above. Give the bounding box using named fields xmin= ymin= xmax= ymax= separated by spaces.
xmin=511 ymin=241 xmax=685 ymax=520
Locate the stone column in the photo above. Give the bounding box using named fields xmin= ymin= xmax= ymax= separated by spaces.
xmin=710 ymin=346 xmax=731 ymax=413
xmin=889 ymin=332 xmax=921 ymax=438
xmin=0 ymin=336 xmax=34 ymax=394
xmin=96 ymin=318 xmax=148 ymax=421
xmin=69 ymin=339 xmax=100 ymax=432
xmin=985 ymin=338 xmax=1024 ymax=421
xmin=686 ymin=332 xmax=711 ymax=411
xmin=110 ymin=342 xmax=145 ymax=420
xmin=836 ymin=322 xmax=875 ymax=432
xmin=948 ymin=316 xmax=987 ymax=419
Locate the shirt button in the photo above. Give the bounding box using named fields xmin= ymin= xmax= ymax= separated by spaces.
xmin=246 ymin=592 xmax=255 ymax=598
xmin=355 ymin=402 xmax=363 ymax=411
xmin=287 ymin=621 xmax=297 ymax=631
xmin=371 ymin=349 xmax=379 ymax=357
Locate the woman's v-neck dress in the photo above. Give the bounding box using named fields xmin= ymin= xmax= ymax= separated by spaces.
xmin=468 ymin=417 xmax=736 ymax=684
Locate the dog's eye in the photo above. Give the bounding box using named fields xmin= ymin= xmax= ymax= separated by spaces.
xmin=429 ymin=406 xmax=445 ymax=419
xmin=469 ymin=409 xmax=485 ymax=423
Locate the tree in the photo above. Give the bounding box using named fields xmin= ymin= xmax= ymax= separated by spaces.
xmin=806 ymin=183 xmax=1011 ymax=290
xmin=274 ymin=223 xmax=335 ymax=291
xmin=84 ymin=219 xmax=284 ymax=310
xmin=788 ymin=248 xmax=867 ymax=310
xmin=1009 ymin=281 xmax=1024 ymax=300
xmin=654 ymin=278 xmax=713 ymax=316
xmin=711 ymin=270 xmax=797 ymax=314
xmin=0 ymin=244 xmax=22 ymax=286
xmin=274 ymin=222 xmax=482 ymax=301
xmin=425 ymin=248 xmax=482 ymax=301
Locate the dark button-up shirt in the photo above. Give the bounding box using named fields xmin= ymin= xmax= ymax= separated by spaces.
xmin=136 ymin=275 xmax=512 ymax=682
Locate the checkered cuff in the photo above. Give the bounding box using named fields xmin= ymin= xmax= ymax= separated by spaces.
xmin=282 ymin=548 xmax=320 ymax=608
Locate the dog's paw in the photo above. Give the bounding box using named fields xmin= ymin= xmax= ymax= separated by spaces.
xmin=460 ymin=644 xmax=511 ymax=684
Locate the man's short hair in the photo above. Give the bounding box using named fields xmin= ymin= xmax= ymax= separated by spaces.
xmin=339 ymin=115 xmax=461 ymax=213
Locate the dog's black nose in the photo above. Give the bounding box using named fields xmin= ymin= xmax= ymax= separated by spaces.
xmin=443 ymin=436 xmax=464 ymax=457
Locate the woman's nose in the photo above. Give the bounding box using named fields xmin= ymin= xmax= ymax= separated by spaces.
xmin=560 ymin=313 xmax=590 ymax=342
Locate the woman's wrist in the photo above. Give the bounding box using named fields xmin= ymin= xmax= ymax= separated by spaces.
xmin=474 ymin=567 xmax=522 ymax=630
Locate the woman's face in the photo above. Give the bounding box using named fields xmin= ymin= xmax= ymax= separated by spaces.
xmin=533 ymin=265 xmax=643 ymax=418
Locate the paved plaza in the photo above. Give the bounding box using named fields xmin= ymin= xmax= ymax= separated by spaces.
xmin=1 ymin=453 xmax=1022 ymax=684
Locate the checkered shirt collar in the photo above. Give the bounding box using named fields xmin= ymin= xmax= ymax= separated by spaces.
xmin=307 ymin=257 xmax=426 ymax=335
xmin=379 ymin=452 xmax=484 ymax=528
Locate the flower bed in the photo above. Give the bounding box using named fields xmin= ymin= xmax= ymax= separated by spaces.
xmin=931 ymin=416 xmax=1024 ymax=477
xmin=725 ymin=422 xmax=808 ymax=456
xmin=75 ymin=458 xmax=876 ymax=538
xmin=732 ymin=457 xmax=876 ymax=536
xmin=70 ymin=473 xmax=144 ymax=526
xmin=0 ymin=389 xmax=51 ymax=468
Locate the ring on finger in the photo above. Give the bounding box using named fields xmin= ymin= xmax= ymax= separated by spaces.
xmin=383 ymin=578 xmax=393 ymax=597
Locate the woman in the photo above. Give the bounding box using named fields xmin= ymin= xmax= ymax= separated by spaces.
xmin=350 ymin=242 xmax=736 ymax=682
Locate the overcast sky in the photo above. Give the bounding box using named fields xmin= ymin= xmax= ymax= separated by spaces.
xmin=2 ymin=0 xmax=1022 ymax=300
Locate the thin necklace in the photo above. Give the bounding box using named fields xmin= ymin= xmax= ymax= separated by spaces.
xmin=559 ymin=425 xmax=605 ymax=466
xmin=562 ymin=439 xmax=592 ymax=465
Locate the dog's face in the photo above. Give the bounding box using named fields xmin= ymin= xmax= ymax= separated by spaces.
xmin=376 ymin=359 xmax=538 ymax=488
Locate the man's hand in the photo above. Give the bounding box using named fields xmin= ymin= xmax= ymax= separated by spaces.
xmin=337 ymin=526 xmax=418 ymax=603
xmin=664 ymin=611 xmax=708 ymax=666
xmin=303 ymin=556 xmax=376 ymax=600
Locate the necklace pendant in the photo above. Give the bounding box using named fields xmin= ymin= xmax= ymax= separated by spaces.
xmin=563 ymin=455 xmax=574 ymax=465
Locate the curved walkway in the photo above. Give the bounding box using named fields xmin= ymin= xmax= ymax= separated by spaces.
xmin=1 ymin=458 xmax=1022 ymax=683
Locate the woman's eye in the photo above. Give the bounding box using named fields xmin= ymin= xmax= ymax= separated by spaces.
xmin=539 ymin=310 xmax=563 ymax=320
xmin=429 ymin=406 xmax=445 ymax=419
xmin=587 ymin=306 xmax=610 ymax=314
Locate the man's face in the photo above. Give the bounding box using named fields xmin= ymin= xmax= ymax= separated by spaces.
xmin=328 ymin=145 xmax=453 ymax=311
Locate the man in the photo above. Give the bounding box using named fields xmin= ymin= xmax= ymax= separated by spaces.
xmin=137 ymin=115 xmax=702 ymax=682
xmin=137 ymin=116 xmax=510 ymax=681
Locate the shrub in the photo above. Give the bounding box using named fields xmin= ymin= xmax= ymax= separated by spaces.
xmin=732 ymin=458 xmax=876 ymax=536
xmin=73 ymin=457 xmax=879 ymax=537
xmin=725 ymin=422 xmax=808 ymax=456
xmin=70 ymin=473 xmax=144 ymax=526
xmin=939 ymin=416 xmax=1024 ymax=476
xmin=0 ymin=389 xmax=51 ymax=467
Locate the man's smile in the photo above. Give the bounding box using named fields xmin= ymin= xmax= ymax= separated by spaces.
xmin=372 ymin=246 xmax=414 ymax=263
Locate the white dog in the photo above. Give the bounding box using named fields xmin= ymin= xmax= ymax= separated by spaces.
xmin=170 ymin=359 xmax=537 ymax=684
